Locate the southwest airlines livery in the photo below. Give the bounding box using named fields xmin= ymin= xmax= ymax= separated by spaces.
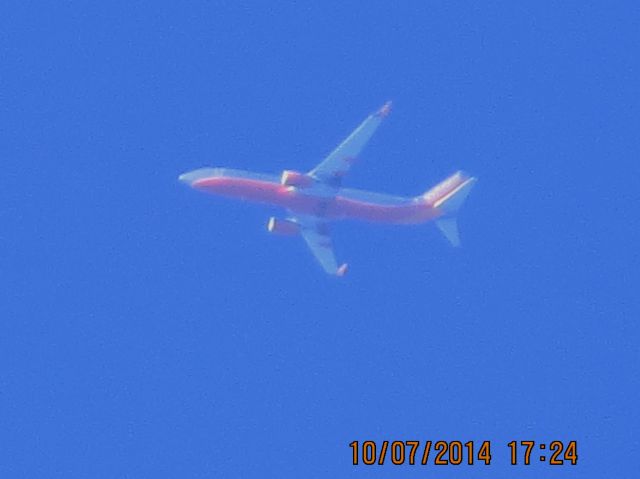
xmin=179 ymin=102 xmax=476 ymax=276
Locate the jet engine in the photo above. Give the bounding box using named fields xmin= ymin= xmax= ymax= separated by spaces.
xmin=267 ymin=217 xmax=300 ymax=235
xmin=280 ymin=170 xmax=314 ymax=188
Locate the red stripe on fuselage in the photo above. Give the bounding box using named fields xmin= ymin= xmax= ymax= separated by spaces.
xmin=192 ymin=176 xmax=440 ymax=224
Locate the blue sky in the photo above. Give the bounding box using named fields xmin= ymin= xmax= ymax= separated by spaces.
xmin=2 ymin=1 xmax=639 ymax=477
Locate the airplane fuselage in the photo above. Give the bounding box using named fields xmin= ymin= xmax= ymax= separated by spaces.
xmin=185 ymin=168 xmax=442 ymax=224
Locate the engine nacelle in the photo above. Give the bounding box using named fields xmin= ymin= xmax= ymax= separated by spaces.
xmin=267 ymin=217 xmax=300 ymax=236
xmin=280 ymin=170 xmax=314 ymax=188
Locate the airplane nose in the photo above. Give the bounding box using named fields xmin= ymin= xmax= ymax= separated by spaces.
xmin=178 ymin=168 xmax=217 ymax=187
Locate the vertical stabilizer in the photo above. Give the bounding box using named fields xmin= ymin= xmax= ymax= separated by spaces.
xmin=432 ymin=176 xmax=477 ymax=215
xmin=424 ymin=172 xmax=477 ymax=246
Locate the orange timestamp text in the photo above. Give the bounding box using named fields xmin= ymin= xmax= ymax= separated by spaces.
xmin=349 ymin=440 xmax=578 ymax=466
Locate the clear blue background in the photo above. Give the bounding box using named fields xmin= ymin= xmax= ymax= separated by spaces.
xmin=2 ymin=1 xmax=638 ymax=477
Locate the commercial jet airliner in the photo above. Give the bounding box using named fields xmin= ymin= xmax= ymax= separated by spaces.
xmin=179 ymin=102 xmax=476 ymax=276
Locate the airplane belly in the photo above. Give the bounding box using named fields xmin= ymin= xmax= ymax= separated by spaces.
xmin=282 ymin=194 xmax=333 ymax=216
xmin=192 ymin=177 xmax=289 ymax=205
xmin=333 ymin=197 xmax=439 ymax=224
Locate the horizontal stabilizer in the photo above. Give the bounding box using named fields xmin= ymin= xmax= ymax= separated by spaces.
xmin=435 ymin=217 xmax=460 ymax=247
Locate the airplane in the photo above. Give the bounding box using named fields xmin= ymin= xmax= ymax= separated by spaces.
xmin=179 ymin=101 xmax=476 ymax=276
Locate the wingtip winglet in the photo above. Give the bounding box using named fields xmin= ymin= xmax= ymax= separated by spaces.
xmin=376 ymin=101 xmax=392 ymax=118
xmin=336 ymin=263 xmax=349 ymax=277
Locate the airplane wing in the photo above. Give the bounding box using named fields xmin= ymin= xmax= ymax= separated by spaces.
xmin=308 ymin=101 xmax=392 ymax=186
xmin=296 ymin=217 xmax=348 ymax=276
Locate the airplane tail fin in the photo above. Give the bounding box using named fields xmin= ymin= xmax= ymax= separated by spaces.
xmin=422 ymin=172 xmax=477 ymax=247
